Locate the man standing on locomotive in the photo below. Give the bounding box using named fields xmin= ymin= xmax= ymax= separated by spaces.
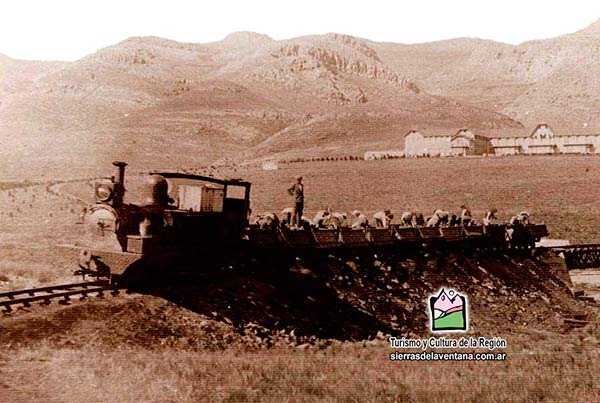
xmin=288 ymin=176 xmax=304 ymax=228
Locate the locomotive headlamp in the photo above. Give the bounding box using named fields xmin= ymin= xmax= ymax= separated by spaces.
xmin=95 ymin=184 xmax=113 ymax=202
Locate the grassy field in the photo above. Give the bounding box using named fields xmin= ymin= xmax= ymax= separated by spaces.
xmin=240 ymin=156 xmax=600 ymax=243
xmin=2 ymin=333 xmax=599 ymax=403
xmin=1 ymin=155 xmax=600 ymax=402
xmin=0 ymin=183 xmax=83 ymax=289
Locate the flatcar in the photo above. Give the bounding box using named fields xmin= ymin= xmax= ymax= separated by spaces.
xmin=247 ymin=220 xmax=548 ymax=251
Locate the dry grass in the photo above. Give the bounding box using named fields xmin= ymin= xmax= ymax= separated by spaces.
xmin=3 ymin=336 xmax=598 ymax=403
xmin=0 ymin=183 xmax=82 ymax=290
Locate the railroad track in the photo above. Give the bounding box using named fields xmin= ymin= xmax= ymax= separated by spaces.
xmin=0 ymin=280 xmax=121 ymax=313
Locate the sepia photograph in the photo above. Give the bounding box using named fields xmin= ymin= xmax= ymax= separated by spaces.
xmin=1 ymin=1 xmax=599 ymax=401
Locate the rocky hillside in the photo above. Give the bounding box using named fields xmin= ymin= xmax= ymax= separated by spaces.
xmin=373 ymin=19 xmax=600 ymax=127
xmin=4 ymin=20 xmax=600 ymax=179
xmin=0 ymin=33 xmax=522 ymax=180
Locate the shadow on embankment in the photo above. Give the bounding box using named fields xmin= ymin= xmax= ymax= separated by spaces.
xmin=119 ymin=247 xmax=585 ymax=341
xmin=121 ymin=252 xmax=393 ymax=341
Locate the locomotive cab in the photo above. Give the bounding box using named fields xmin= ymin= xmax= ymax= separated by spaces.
xmin=151 ymin=172 xmax=251 ymax=251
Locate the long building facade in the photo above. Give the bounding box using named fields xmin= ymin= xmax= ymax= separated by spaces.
xmin=403 ymin=124 xmax=600 ymax=157
xmin=450 ymin=129 xmax=494 ymax=156
xmin=490 ymin=124 xmax=600 ymax=155
xmin=404 ymin=128 xmax=493 ymax=157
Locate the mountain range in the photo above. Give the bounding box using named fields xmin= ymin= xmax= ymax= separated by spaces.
xmin=2 ymin=20 xmax=600 ymax=180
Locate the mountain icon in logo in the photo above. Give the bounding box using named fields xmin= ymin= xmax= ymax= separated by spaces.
xmin=429 ymin=288 xmax=467 ymax=332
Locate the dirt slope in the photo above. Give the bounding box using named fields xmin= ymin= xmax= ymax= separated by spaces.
xmin=0 ymin=247 xmax=592 ymax=349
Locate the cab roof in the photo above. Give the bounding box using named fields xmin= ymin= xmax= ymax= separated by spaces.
xmin=149 ymin=172 xmax=251 ymax=188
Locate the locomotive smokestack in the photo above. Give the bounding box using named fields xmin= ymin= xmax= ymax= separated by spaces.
xmin=112 ymin=161 xmax=127 ymax=206
xmin=113 ymin=161 xmax=127 ymax=185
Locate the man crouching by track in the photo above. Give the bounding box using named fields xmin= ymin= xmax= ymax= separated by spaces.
xmin=401 ymin=211 xmax=426 ymax=227
xmin=328 ymin=212 xmax=347 ymax=229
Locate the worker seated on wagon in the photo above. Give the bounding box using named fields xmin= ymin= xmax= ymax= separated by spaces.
xmin=255 ymin=212 xmax=280 ymax=230
xmin=460 ymin=205 xmax=473 ymax=226
xmin=328 ymin=212 xmax=347 ymax=229
xmin=506 ymin=215 xmax=519 ymax=239
xmin=482 ymin=208 xmax=498 ymax=234
xmin=373 ymin=210 xmax=393 ymax=228
xmin=351 ymin=210 xmax=369 ymax=229
xmin=507 ymin=211 xmax=531 ymax=236
xmin=312 ymin=209 xmax=331 ymax=228
xmin=280 ymin=207 xmax=293 ymax=227
xmin=519 ymin=211 xmax=530 ymax=225
xmin=426 ymin=210 xmax=449 ymax=227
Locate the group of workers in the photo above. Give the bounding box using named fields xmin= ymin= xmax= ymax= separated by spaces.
xmin=251 ymin=176 xmax=533 ymax=232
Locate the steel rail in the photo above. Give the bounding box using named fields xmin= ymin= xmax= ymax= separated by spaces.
xmin=0 ymin=281 xmax=118 ymax=313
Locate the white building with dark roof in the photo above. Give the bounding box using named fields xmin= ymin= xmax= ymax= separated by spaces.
xmin=489 ymin=124 xmax=600 ymax=155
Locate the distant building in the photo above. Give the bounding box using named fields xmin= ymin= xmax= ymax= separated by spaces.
xmin=261 ymin=160 xmax=279 ymax=170
xmin=450 ymin=129 xmax=494 ymax=156
xmin=405 ymin=128 xmax=492 ymax=157
xmin=489 ymin=124 xmax=600 ymax=155
xmin=488 ymin=128 xmax=529 ymax=156
xmin=404 ymin=129 xmax=452 ymax=157
xmin=368 ymin=124 xmax=600 ymax=160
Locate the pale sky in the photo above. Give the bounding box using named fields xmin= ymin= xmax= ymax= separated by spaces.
xmin=1 ymin=0 xmax=599 ymax=61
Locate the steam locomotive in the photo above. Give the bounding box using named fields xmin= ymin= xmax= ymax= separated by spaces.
xmin=74 ymin=161 xmax=251 ymax=283
xmin=72 ymin=161 xmax=549 ymax=284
